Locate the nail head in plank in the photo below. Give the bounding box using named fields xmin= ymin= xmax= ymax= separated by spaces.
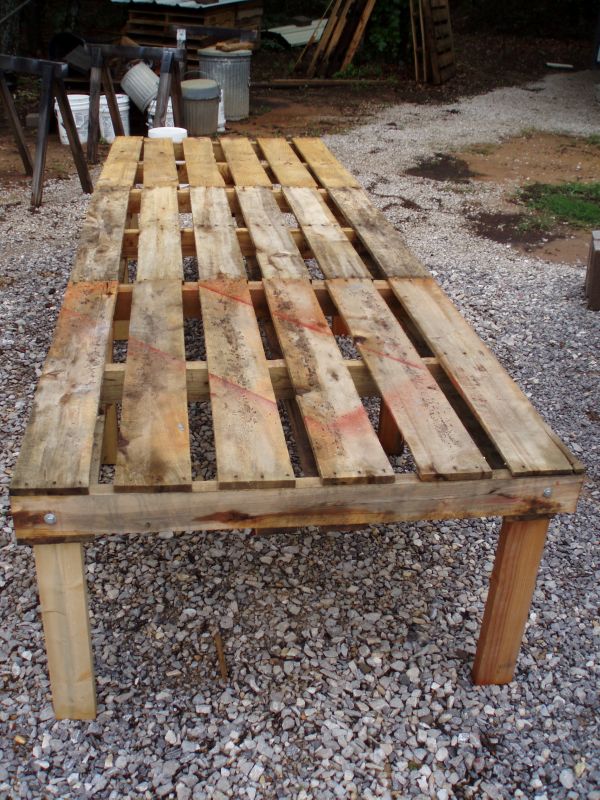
xmin=221 ymin=137 xmax=272 ymax=187
xmin=190 ymin=186 xmax=246 ymax=279
xmin=328 ymin=187 xmax=430 ymax=278
xmin=137 ymin=186 xmax=183 ymax=281
xmin=328 ymin=278 xmax=491 ymax=480
xmin=200 ymin=278 xmax=295 ymax=488
xmin=70 ymin=188 xmax=131 ymax=282
xmin=391 ymin=277 xmax=577 ymax=476
xmin=236 ymin=186 xmax=310 ymax=280
xmin=142 ymin=137 xmax=179 ymax=187
xmin=257 ymin=137 xmax=317 ymax=187
xmin=292 ymin=137 xmax=361 ymax=188
xmin=265 ymin=278 xmax=394 ymax=484
xmin=95 ymin=136 xmax=143 ymax=189
xmin=115 ymin=280 xmax=191 ymax=490
xmin=283 ymin=187 xmax=370 ymax=278
xmin=183 ymin=137 xmax=225 ymax=187
xmin=11 ymin=281 xmax=118 ymax=494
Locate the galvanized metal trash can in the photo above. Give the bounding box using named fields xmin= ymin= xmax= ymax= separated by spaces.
xmin=181 ymin=78 xmax=220 ymax=135
xmin=197 ymin=47 xmax=252 ymax=121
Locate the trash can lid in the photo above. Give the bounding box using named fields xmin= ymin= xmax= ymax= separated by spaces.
xmin=198 ymin=46 xmax=252 ymax=59
xmin=181 ymin=78 xmax=220 ymax=100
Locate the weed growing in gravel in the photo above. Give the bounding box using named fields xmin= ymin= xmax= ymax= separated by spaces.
xmin=519 ymin=181 xmax=600 ymax=228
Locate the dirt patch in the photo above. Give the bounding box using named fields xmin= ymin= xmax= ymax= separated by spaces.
xmin=405 ymin=153 xmax=479 ymax=183
xmin=468 ymin=211 xmax=543 ymax=247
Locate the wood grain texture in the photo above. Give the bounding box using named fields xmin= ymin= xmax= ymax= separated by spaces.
xmin=200 ymin=279 xmax=295 ymax=488
xmin=257 ymin=138 xmax=317 ymax=187
xmin=115 ymin=280 xmax=191 ymax=490
xmin=183 ymin=137 xmax=225 ymax=187
xmin=70 ymin=188 xmax=132 ymax=282
xmin=328 ymin=187 xmax=430 ymax=278
xmin=137 ymin=186 xmax=183 ymax=281
xmin=189 ymin=186 xmax=246 ymax=279
xmin=328 ymin=278 xmax=491 ymax=480
xmin=473 ymin=517 xmax=549 ymax=684
xmin=34 ymin=543 xmax=96 ymax=719
xmin=283 ymin=186 xmax=370 ymax=278
xmin=142 ymin=137 xmax=179 ymax=187
xmin=221 ymin=137 xmax=271 ymax=187
xmin=292 ymin=137 xmax=361 ymax=188
xmin=265 ymin=278 xmax=394 ymax=484
xmin=95 ymin=136 xmax=142 ymax=189
xmin=391 ymin=277 xmax=577 ymax=476
xmin=236 ymin=186 xmax=309 ymax=279
xmin=12 ymin=281 xmax=118 ymax=493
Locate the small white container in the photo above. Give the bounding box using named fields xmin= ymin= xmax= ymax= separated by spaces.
xmin=147 ymin=126 xmax=188 ymax=143
xmin=99 ymin=94 xmax=130 ymax=143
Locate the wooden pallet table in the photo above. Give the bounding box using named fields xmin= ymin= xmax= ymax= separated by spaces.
xmin=10 ymin=136 xmax=584 ymax=720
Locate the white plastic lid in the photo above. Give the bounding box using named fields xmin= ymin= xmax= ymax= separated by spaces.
xmin=147 ymin=126 xmax=188 ymax=143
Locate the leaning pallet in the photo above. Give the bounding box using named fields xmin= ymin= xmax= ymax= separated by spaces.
xmin=10 ymin=135 xmax=584 ymax=720
xmin=410 ymin=0 xmax=455 ymax=84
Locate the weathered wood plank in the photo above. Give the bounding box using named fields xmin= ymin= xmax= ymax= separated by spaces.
xmin=136 ymin=186 xmax=183 ymax=281
xmin=257 ymin=138 xmax=317 ymax=187
xmin=183 ymin=137 xmax=225 ymax=187
xmin=221 ymin=137 xmax=271 ymax=187
xmin=236 ymin=186 xmax=309 ymax=279
xmin=265 ymin=278 xmax=394 ymax=484
xmin=200 ymin=279 xmax=295 ymax=488
xmin=34 ymin=543 xmax=96 ymax=719
xmin=283 ymin=187 xmax=370 ymax=278
xmin=142 ymin=137 xmax=179 ymax=187
xmin=473 ymin=517 xmax=549 ymax=684
xmin=12 ymin=281 xmax=117 ymax=494
xmin=70 ymin=188 xmax=131 ymax=282
xmin=328 ymin=279 xmax=491 ymax=480
xmin=292 ymin=137 xmax=361 ymax=188
xmin=328 ymin=187 xmax=430 ymax=278
xmin=189 ymin=186 xmax=246 ymax=279
xmin=95 ymin=136 xmax=143 ymax=189
xmin=391 ymin=277 xmax=577 ymax=476
xmin=115 ymin=280 xmax=191 ymax=490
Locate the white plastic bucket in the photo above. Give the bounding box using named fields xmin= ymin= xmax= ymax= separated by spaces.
xmin=147 ymin=98 xmax=174 ymax=129
xmin=121 ymin=61 xmax=159 ymax=112
xmin=99 ymin=94 xmax=130 ymax=143
xmin=147 ymin=126 xmax=188 ymax=143
xmin=54 ymin=94 xmax=89 ymax=145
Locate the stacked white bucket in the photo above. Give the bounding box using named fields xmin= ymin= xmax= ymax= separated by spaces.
xmin=54 ymin=94 xmax=130 ymax=145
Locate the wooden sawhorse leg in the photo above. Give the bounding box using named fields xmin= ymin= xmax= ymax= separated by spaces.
xmin=472 ymin=516 xmax=550 ymax=685
xmin=0 ymin=72 xmax=33 ymax=176
xmin=34 ymin=542 xmax=97 ymax=719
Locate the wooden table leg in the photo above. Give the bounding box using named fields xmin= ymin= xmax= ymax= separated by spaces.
xmin=0 ymin=72 xmax=33 ymax=175
xmin=30 ymin=65 xmax=54 ymax=208
xmin=472 ymin=516 xmax=550 ymax=685
xmin=154 ymin=51 xmax=174 ymax=128
xmin=87 ymin=47 xmax=102 ymax=165
xmin=53 ymin=78 xmax=93 ymax=195
xmin=33 ymin=542 xmax=97 ymax=719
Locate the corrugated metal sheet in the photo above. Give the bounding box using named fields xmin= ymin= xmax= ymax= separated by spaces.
xmin=268 ymin=19 xmax=327 ymax=48
xmin=111 ymin=0 xmax=255 ymax=7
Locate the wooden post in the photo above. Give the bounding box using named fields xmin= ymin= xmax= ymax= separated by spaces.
xmin=30 ymin=65 xmax=54 ymax=208
xmin=53 ymin=79 xmax=94 ymax=195
xmin=34 ymin=543 xmax=97 ymax=719
xmin=101 ymin=64 xmax=125 ymax=138
xmin=585 ymin=230 xmax=600 ymax=311
xmin=154 ymin=50 xmax=174 ymax=128
xmin=472 ymin=516 xmax=550 ymax=685
xmin=87 ymin=46 xmax=103 ymax=164
xmin=0 ymin=72 xmax=33 ymax=175
xmin=171 ymin=55 xmax=185 ymax=128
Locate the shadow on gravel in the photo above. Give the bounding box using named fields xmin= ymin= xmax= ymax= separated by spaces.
xmin=467 ymin=210 xmax=550 ymax=248
xmin=406 ymin=153 xmax=480 ymax=183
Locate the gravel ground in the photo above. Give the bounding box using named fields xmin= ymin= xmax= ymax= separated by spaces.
xmin=1 ymin=71 xmax=599 ymax=800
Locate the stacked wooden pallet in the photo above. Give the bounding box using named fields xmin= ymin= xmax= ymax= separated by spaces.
xmin=294 ymin=0 xmax=377 ymax=78
xmin=122 ymin=1 xmax=262 ymax=68
xmin=410 ymin=0 xmax=455 ymax=84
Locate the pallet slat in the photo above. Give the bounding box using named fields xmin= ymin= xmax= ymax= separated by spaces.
xmin=265 ymin=278 xmax=394 ymax=484
xmin=142 ymin=137 xmax=179 ymax=188
xmin=221 ymin=137 xmax=271 ymax=187
xmin=183 ymin=137 xmax=225 ymax=187
xmin=283 ymin=186 xmax=370 ymax=278
xmin=70 ymin=188 xmax=131 ymax=282
xmin=236 ymin=186 xmax=309 ymax=279
xmin=391 ymin=277 xmax=577 ymax=476
xmin=115 ymin=280 xmax=191 ymax=490
xmin=200 ymin=279 xmax=295 ymax=488
xmin=95 ymin=136 xmax=142 ymax=189
xmin=328 ymin=187 xmax=430 ymax=278
xmin=328 ymin=279 xmax=491 ymax=480
xmin=257 ymin=137 xmax=317 ymax=187
xmin=292 ymin=138 xmax=361 ymax=188
xmin=12 ymin=281 xmax=118 ymax=494
xmin=137 ymin=186 xmax=183 ymax=281
xmin=190 ymin=186 xmax=246 ymax=279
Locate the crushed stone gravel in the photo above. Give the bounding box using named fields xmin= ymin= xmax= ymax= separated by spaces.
xmin=0 ymin=70 xmax=599 ymax=799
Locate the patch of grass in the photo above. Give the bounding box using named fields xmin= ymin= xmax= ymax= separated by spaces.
xmin=466 ymin=142 xmax=497 ymax=156
xmin=519 ymin=181 xmax=600 ymax=228
xmin=584 ymin=133 xmax=600 ymax=147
